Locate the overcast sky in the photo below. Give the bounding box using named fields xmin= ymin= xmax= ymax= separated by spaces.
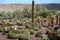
xmin=0 ymin=0 xmax=60 ymax=4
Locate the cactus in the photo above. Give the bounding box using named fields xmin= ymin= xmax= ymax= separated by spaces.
xmin=29 ymin=29 xmax=35 ymax=34
xmin=57 ymin=29 xmax=60 ymax=37
xmin=8 ymin=31 xmax=19 ymax=39
xmin=56 ymin=15 xmax=58 ymax=25
xmin=51 ymin=17 xmax=54 ymax=27
xmin=19 ymin=29 xmax=30 ymax=40
xmin=0 ymin=26 xmax=4 ymax=32
xmin=59 ymin=16 xmax=60 ymax=26
xmin=35 ymin=4 xmax=40 ymax=12
xmin=32 ymin=0 xmax=34 ymax=28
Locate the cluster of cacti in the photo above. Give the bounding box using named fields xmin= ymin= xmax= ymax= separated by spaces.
xmin=8 ymin=31 xmax=19 ymax=39
xmin=41 ymin=34 xmax=49 ymax=40
xmin=0 ymin=0 xmax=60 ymax=40
xmin=7 ymin=28 xmax=30 ymax=40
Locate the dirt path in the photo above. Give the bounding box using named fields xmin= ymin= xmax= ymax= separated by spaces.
xmin=0 ymin=33 xmax=18 ymax=40
xmin=29 ymin=35 xmax=40 ymax=40
xmin=0 ymin=33 xmax=6 ymax=40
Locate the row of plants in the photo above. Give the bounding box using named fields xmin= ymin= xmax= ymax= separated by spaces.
xmin=35 ymin=26 xmax=60 ymax=40
xmin=0 ymin=10 xmax=59 ymax=20
xmin=0 ymin=9 xmax=60 ymax=40
xmin=0 ymin=18 xmax=60 ymax=40
xmin=0 ymin=26 xmax=30 ymax=40
xmin=0 ymin=18 xmax=42 ymax=40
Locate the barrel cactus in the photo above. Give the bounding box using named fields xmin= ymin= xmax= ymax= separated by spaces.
xmin=57 ymin=29 xmax=60 ymax=37
xmin=0 ymin=26 xmax=4 ymax=32
xmin=2 ymin=26 xmax=12 ymax=34
xmin=8 ymin=31 xmax=19 ymax=39
xmin=34 ymin=25 xmax=40 ymax=31
xmin=41 ymin=34 xmax=49 ymax=40
xmin=29 ymin=29 xmax=35 ymax=34
xmin=35 ymin=31 xmax=42 ymax=37
xmin=19 ymin=29 xmax=30 ymax=40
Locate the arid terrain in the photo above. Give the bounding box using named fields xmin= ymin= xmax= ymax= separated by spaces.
xmin=0 ymin=3 xmax=60 ymax=40
xmin=0 ymin=4 xmax=60 ymax=12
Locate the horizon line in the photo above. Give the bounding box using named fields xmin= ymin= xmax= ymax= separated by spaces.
xmin=0 ymin=3 xmax=60 ymax=4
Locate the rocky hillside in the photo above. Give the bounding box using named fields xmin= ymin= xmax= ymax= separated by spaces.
xmin=0 ymin=4 xmax=60 ymax=12
xmin=41 ymin=4 xmax=60 ymax=11
xmin=0 ymin=4 xmax=31 ymax=12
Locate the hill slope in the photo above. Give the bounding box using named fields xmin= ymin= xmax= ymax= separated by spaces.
xmin=0 ymin=4 xmax=60 ymax=12
xmin=41 ymin=4 xmax=60 ymax=10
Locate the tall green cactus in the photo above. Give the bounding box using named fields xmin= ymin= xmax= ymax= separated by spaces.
xmin=32 ymin=0 xmax=34 ymax=28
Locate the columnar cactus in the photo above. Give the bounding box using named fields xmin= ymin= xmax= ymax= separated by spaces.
xmin=48 ymin=19 xmax=51 ymax=26
xmin=56 ymin=15 xmax=58 ymax=25
xmin=38 ymin=17 xmax=41 ymax=29
xmin=32 ymin=0 xmax=34 ymax=28
xmin=51 ymin=17 xmax=54 ymax=27
xmin=59 ymin=16 xmax=60 ymax=26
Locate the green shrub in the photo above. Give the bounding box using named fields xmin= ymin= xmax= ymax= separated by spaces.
xmin=36 ymin=12 xmax=49 ymax=18
xmin=8 ymin=31 xmax=19 ymax=39
xmin=0 ymin=27 xmax=4 ymax=32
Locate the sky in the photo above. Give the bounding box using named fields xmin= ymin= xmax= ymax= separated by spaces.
xmin=0 ymin=0 xmax=60 ymax=4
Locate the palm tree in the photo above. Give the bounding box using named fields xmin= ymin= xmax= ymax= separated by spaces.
xmin=32 ymin=0 xmax=34 ymax=28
